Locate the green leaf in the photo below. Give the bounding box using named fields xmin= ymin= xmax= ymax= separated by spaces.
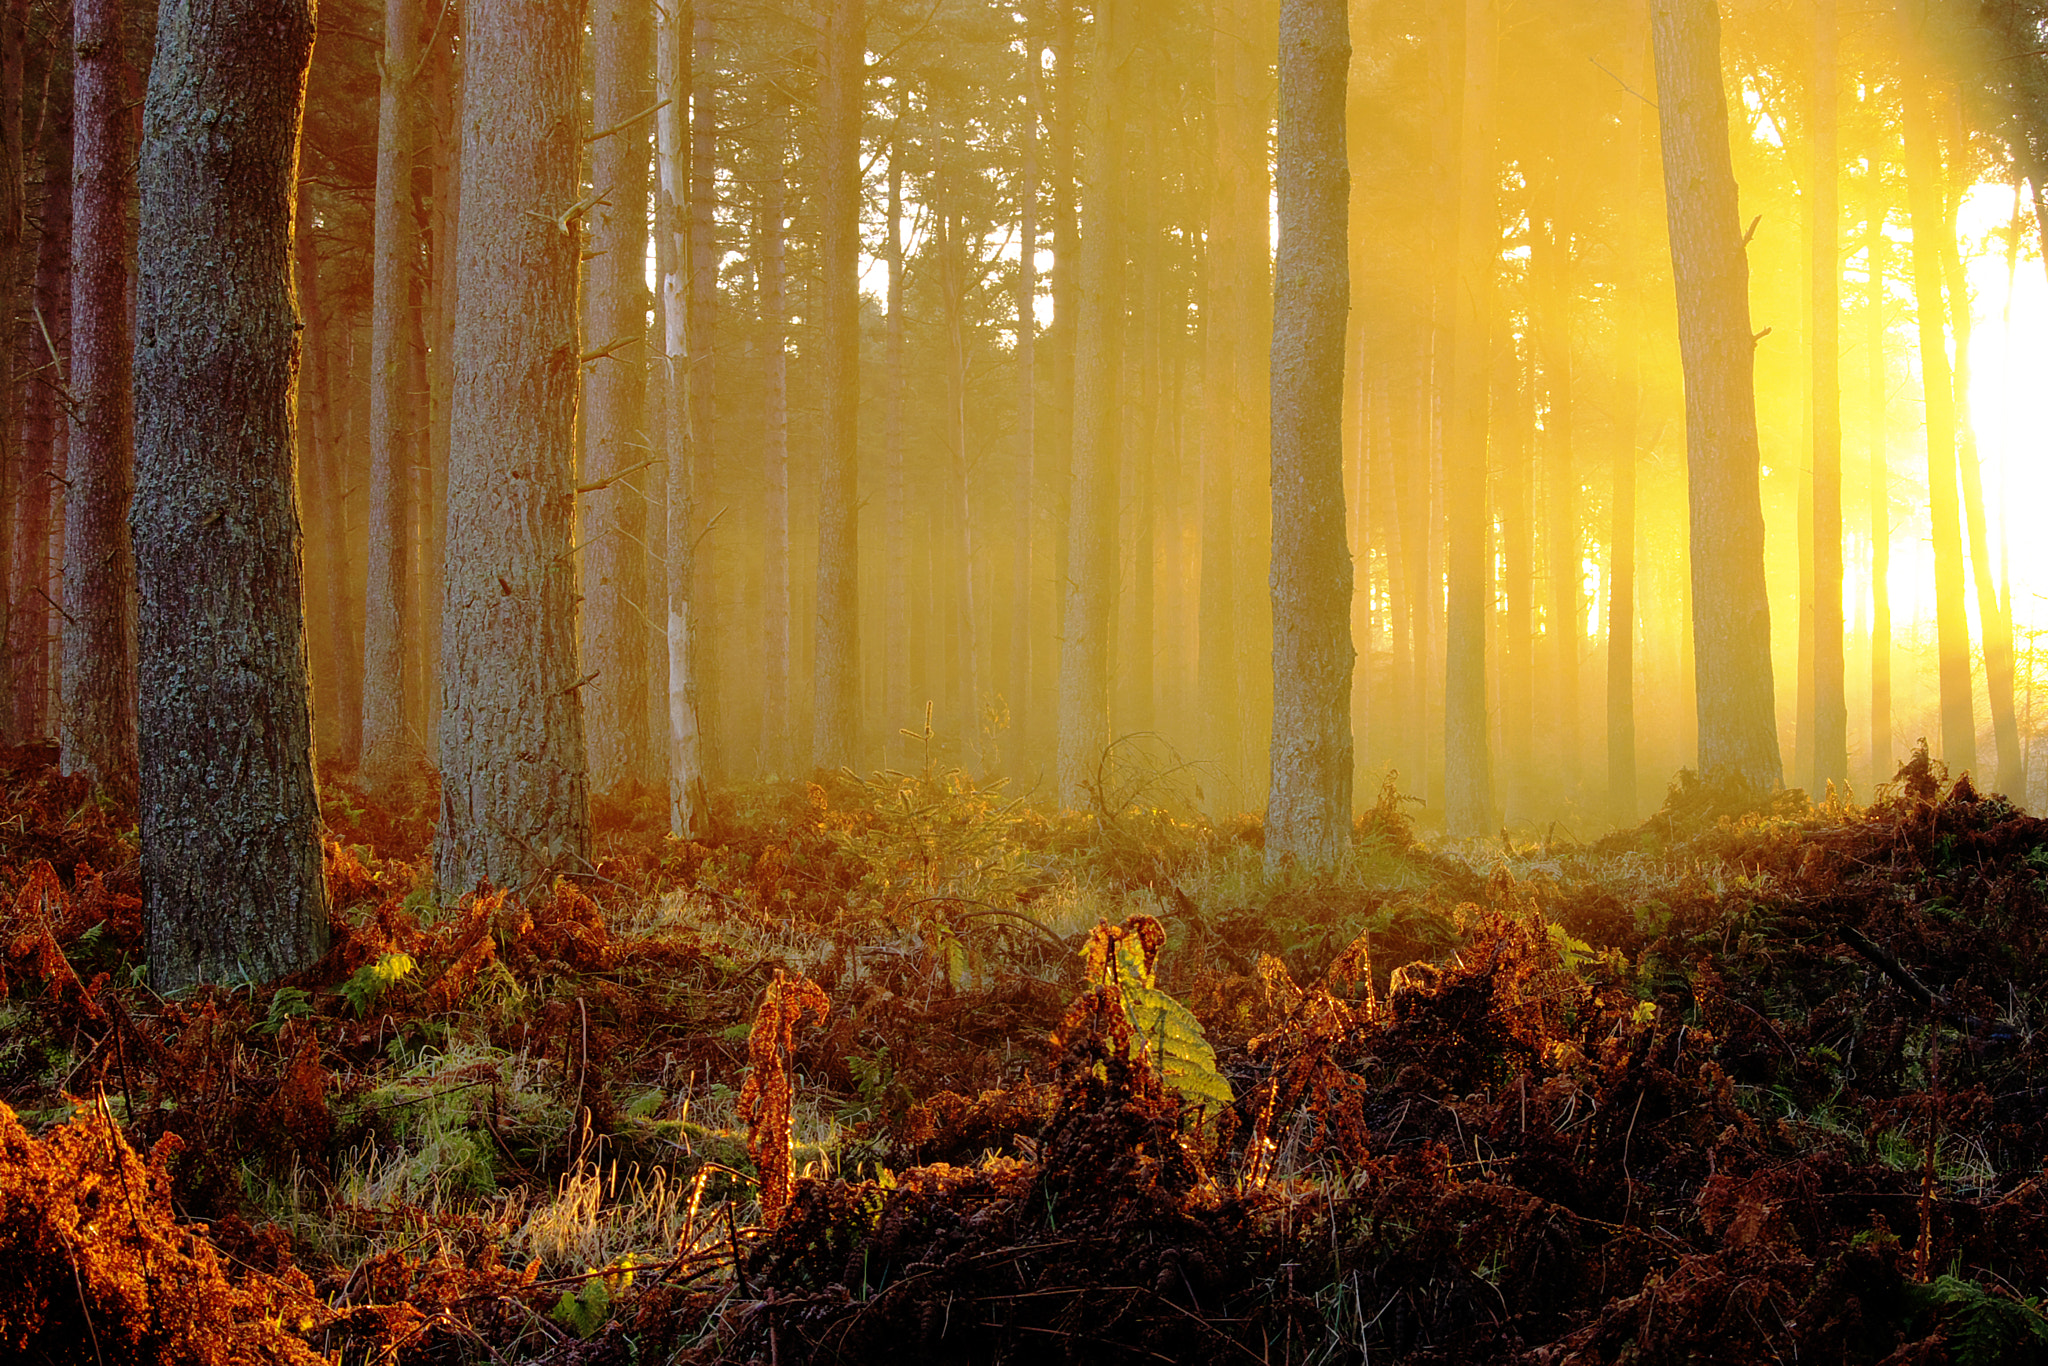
xmin=551 ymin=1276 xmax=612 ymax=1338
xmin=1902 ymin=1275 xmax=2048 ymax=1366
xmin=339 ymin=951 xmax=416 ymax=1019
xmin=1104 ymin=933 xmax=1232 ymax=1118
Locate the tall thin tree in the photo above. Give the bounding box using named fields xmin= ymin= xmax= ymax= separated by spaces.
xmin=1054 ymin=0 xmax=1127 ymax=809
xmin=1650 ymin=0 xmax=1780 ymax=789
xmin=1443 ymin=0 xmax=1497 ymax=835
xmin=811 ymin=0 xmax=866 ymax=769
xmin=361 ymin=0 xmax=420 ymax=788
xmin=435 ymin=0 xmax=590 ymax=893
xmin=1265 ymin=0 xmax=1352 ymax=868
xmin=61 ymin=0 xmax=138 ymax=800
xmin=1810 ymin=0 xmax=1846 ymax=794
xmin=583 ymin=0 xmax=655 ymax=794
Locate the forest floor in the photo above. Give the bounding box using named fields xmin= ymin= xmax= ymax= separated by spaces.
xmin=3 ymin=745 xmax=2048 ymax=1365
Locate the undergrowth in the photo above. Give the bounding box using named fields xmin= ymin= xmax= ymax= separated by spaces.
xmin=0 ymin=744 xmax=2046 ymax=1363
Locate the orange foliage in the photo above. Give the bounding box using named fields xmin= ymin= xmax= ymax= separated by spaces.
xmin=0 ymin=1098 xmax=326 ymax=1365
xmin=737 ymin=969 xmax=830 ymax=1228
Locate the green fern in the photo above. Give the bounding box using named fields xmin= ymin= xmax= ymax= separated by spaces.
xmin=1102 ymin=929 xmax=1233 ymax=1119
xmin=1902 ymin=1275 xmax=2048 ymax=1366
xmin=550 ymin=1276 xmax=611 ymax=1338
xmin=339 ymin=951 xmax=415 ymax=1019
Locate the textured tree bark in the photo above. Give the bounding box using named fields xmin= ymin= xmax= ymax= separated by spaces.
xmin=133 ymin=0 xmax=328 ymax=991
xmin=759 ymin=149 xmax=790 ymax=775
xmin=1650 ymin=0 xmax=1780 ymax=790
xmin=1865 ymin=156 xmax=1891 ymax=792
xmin=582 ymin=0 xmax=652 ymax=794
xmin=1265 ymin=0 xmax=1352 ymax=869
xmin=13 ymin=50 xmax=68 ymax=742
xmin=360 ymin=0 xmax=419 ymax=789
xmin=1809 ymin=0 xmax=1846 ymax=796
xmin=62 ymin=0 xmax=138 ymax=800
xmin=1054 ymin=0 xmax=1125 ymax=810
xmin=1899 ymin=52 xmax=1973 ymax=777
xmin=1442 ymin=0 xmax=1495 ymax=836
xmin=0 ymin=0 xmax=26 ymax=735
xmin=434 ymin=0 xmax=590 ymax=894
xmin=811 ymin=0 xmax=864 ymax=771
xmin=656 ymin=0 xmax=706 ymax=836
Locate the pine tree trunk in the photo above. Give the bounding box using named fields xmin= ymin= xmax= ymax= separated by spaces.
xmin=61 ymin=0 xmax=138 ymax=800
xmin=1809 ymin=0 xmax=1846 ymax=794
xmin=1046 ymin=0 xmax=1076 ymax=766
xmin=1265 ymin=0 xmax=1351 ymax=867
xmin=1608 ymin=0 xmax=1647 ymax=824
xmin=435 ymin=0 xmax=590 ymax=893
xmin=810 ymin=0 xmax=864 ymax=770
xmin=294 ymin=188 xmax=358 ymax=767
xmin=134 ymin=0 xmax=327 ymax=990
xmin=1865 ymin=155 xmax=1891 ymax=791
xmin=1533 ymin=182 xmax=1578 ymax=806
xmin=1940 ymin=102 xmax=2022 ymax=797
xmin=1498 ymin=348 xmax=1532 ymax=821
xmin=1650 ymin=0 xmax=1781 ymax=789
xmin=583 ymin=0 xmax=653 ymax=795
xmin=1442 ymin=0 xmax=1495 ymax=836
xmin=1899 ymin=52 xmax=1974 ymax=777
xmin=1054 ymin=0 xmax=1126 ymax=810
xmin=656 ymin=0 xmax=706 ymax=835
xmin=883 ymin=98 xmax=909 ymax=767
xmin=686 ymin=3 xmax=721 ymax=779
xmin=1012 ymin=38 xmax=1038 ymax=774
xmin=13 ymin=52 xmax=67 ymax=742
xmin=759 ymin=150 xmax=790 ymax=775
xmin=360 ymin=0 xmax=418 ymax=788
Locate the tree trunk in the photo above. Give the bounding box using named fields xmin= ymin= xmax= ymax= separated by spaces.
xmin=295 ymin=186 xmax=359 ymax=767
xmin=1607 ymin=0 xmax=1646 ymax=825
xmin=1650 ymin=0 xmax=1780 ymax=789
xmin=61 ymin=0 xmax=138 ymax=800
xmin=1045 ymin=0 xmax=1075 ymax=769
xmin=1013 ymin=36 xmax=1038 ymax=773
xmin=1054 ymin=0 xmax=1126 ymax=810
xmin=688 ymin=2 xmax=721 ymax=779
xmin=1940 ymin=103 xmax=2021 ymax=797
xmin=361 ymin=0 xmax=419 ymax=788
xmin=883 ymin=96 xmax=909 ymax=767
xmin=759 ymin=146 xmax=790 ymax=775
xmin=1899 ymin=51 xmax=1973 ymax=777
xmin=1497 ymin=342 xmax=1532 ymax=822
xmin=134 ymin=0 xmax=327 ymax=991
xmin=583 ymin=0 xmax=654 ymax=794
xmin=13 ymin=50 xmax=67 ymax=742
xmin=1533 ymin=177 xmax=1578 ymax=807
xmin=1865 ymin=153 xmax=1891 ymax=792
xmin=1200 ymin=0 xmax=1267 ymax=813
xmin=435 ymin=0 xmax=590 ymax=894
xmin=810 ymin=0 xmax=864 ymax=770
xmin=656 ymin=0 xmax=706 ymax=835
xmin=1265 ymin=0 xmax=1352 ymax=866
xmin=1442 ymin=0 xmax=1495 ymax=836
xmin=1809 ymin=0 xmax=1846 ymax=795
